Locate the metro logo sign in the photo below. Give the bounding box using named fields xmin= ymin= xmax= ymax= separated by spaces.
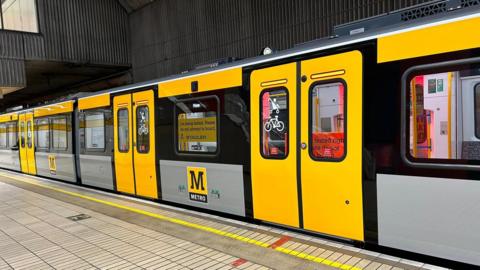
xmin=187 ymin=167 xmax=208 ymax=203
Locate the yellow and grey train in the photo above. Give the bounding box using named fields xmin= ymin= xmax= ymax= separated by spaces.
xmin=1 ymin=1 xmax=480 ymax=267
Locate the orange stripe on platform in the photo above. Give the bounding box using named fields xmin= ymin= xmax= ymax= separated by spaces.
xmin=231 ymin=258 xmax=248 ymax=267
xmin=269 ymin=236 xmax=291 ymax=249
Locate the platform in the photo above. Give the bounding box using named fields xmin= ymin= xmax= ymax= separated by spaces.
xmin=0 ymin=170 xmax=447 ymax=270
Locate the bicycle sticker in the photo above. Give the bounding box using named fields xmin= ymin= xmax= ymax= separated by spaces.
xmin=138 ymin=109 xmax=149 ymax=135
xmin=263 ymin=97 xmax=285 ymax=132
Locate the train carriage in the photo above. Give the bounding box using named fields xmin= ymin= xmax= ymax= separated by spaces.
xmin=1 ymin=1 xmax=480 ymax=267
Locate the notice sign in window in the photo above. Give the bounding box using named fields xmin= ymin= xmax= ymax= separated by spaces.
xmin=176 ymin=97 xmax=218 ymax=154
xmin=178 ymin=114 xmax=217 ymax=152
xmin=187 ymin=167 xmax=208 ymax=203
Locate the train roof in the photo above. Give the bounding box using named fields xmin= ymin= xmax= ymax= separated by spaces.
xmin=77 ymin=4 xmax=480 ymax=101
xmin=0 ymin=99 xmax=76 ymax=117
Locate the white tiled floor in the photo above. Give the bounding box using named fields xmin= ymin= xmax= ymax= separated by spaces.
xmin=0 ymin=182 xmax=268 ymax=270
xmin=0 ymin=171 xmax=453 ymax=270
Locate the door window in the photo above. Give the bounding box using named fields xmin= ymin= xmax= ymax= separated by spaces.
xmin=26 ymin=121 xmax=33 ymax=148
xmin=136 ymin=105 xmax=149 ymax=153
xmin=20 ymin=121 xmax=25 ymax=148
xmin=260 ymin=88 xmax=289 ymax=158
xmin=310 ymin=82 xmax=346 ymax=160
xmin=118 ymin=108 xmax=129 ymax=152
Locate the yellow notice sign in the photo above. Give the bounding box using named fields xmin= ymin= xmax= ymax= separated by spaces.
xmin=178 ymin=115 xmax=216 ymax=150
xmin=187 ymin=167 xmax=208 ymax=203
xmin=48 ymin=155 xmax=56 ymax=174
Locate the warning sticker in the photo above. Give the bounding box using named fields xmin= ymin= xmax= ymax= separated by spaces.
xmin=311 ymin=133 xmax=345 ymax=159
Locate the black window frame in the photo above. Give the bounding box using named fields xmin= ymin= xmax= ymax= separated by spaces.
xmin=308 ymin=79 xmax=348 ymax=162
xmin=135 ymin=105 xmax=150 ymax=154
xmin=35 ymin=117 xmax=50 ymax=151
xmin=117 ymin=107 xmax=130 ymax=153
xmin=174 ymin=95 xmax=220 ymax=156
xmin=401 ymin=56 xmax=480 ymax=171
xmin=259 ymin=87 xmax=290 ymax=160
xmin=51 ymin=115 xmax=68 ymax=151
xmin=84 ymin=110 xmax=106 ymax=152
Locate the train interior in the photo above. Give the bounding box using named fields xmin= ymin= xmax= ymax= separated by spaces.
xmin=409 ymin=68 xmax=480 ymax=161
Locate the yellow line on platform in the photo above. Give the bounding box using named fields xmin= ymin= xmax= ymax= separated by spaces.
xmin=0 ymin=171 xmax=361 ymax=270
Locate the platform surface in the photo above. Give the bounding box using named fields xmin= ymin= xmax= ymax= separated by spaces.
xmin=0 ymin=170 xmax=449 ymax=270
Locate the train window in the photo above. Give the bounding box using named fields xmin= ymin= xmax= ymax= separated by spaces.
xmin=136 ymin=106 xmax=149 ymax=153
xmin=27 ymin=121 xmax=33 ymax=148
xmin=117 ymin=108 xmax=129 ymax=153
xmin=310 ymin=82 xmax=346 ymax=161
xmin=36 ymin=118 xmax=49 ymax=150
xmin=176 ymin=96 xmax=218 ymax=154
xmin=7 ymin=122 xmax=17 ymax=149
xmin=52 ymin=116 xmax=67 ymax=150
xmin=20 ymin=121 xmax=25 ymax=148
xmin=85 ymin=112 xmax=105 ymax=150
xmin=0 ymin=124 xmax=6 ymax=148
xmin=260 ymin=88 xmax=289 ymax=158
xmin=475 ymin=84 xmax=480 ymax=139
xmin=407 ymin=66 xmax=480 ymax=162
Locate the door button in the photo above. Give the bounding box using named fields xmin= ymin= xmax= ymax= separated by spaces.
xmin=301 ymin=142 xmax=307 ymax=150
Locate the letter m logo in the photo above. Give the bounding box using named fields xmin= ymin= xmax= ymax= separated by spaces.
xmin=190 ymin=171 xmax=204 ymax=190
xmin=187 ymin=167 xmax=208 ymax=195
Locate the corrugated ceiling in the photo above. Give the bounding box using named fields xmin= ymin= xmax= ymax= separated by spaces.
xmin=117 ymin=0 xmax=154 ymax=13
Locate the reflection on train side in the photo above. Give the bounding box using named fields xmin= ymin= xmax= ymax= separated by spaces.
xmin=311 ymin=82 xmax=345 ymax=160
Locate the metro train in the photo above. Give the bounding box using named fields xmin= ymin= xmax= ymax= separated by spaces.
xmin=1 ymin=1 xmax=480 ymax=267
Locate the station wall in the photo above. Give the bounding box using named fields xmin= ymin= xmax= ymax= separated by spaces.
xmin=129 ymin=0 xmax=432 ymax=82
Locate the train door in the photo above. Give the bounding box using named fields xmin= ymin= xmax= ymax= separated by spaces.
xmin=251 ymin=51 xmax=364 ymax=240
xmin=25 ymin=112 xmax=36 ymax=174
xmin=132 ymin=90 xmax=157 ymax=198
xmin=113 ymin=90 xmax=158 ymax=199
xmin=300 ymin=51 xmax=363 ymax=240
xmin=18 ymin=112 xmax=36 ymax=174
xmin=250 ymin=63 xmax=299 ymax=227
xmin=18 ymin=113 xmax=28 ymax=173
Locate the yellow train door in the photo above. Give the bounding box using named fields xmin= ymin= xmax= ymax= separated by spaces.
xmin=25 ymin=112 xmax=36 ymax=174
xmin=114 ymin=94 xmax=136 ymax=194
xmin=113 ymin=90 xmax=158 ymax=199
xmin=250 ymin=51 xmax=364 ymax=241
xmin=250 ymin=63 xmax=300 ymax=228
xmin=18 ymin=113 xmax=28 ymax=173
xmin=132 ymin=90 xmax=158 ymax=199
xmin=300 ymin=51 xmax=364 ymax=241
